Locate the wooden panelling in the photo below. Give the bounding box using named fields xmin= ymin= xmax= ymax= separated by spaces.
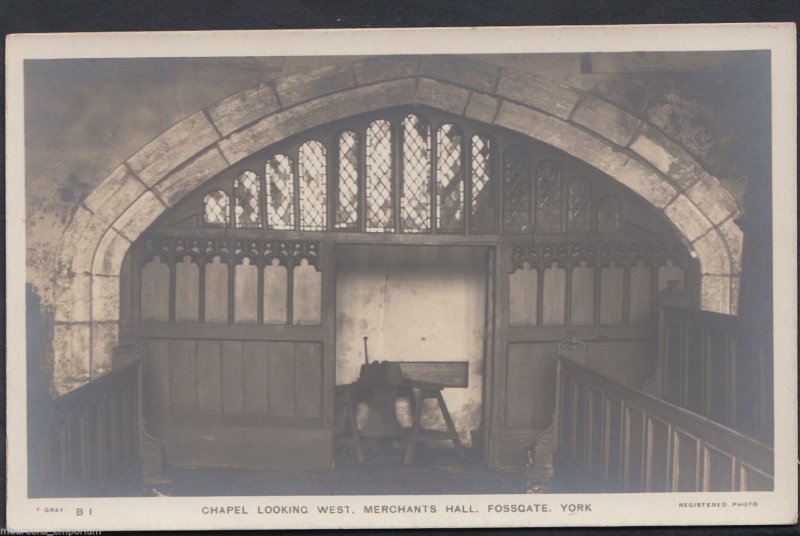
xmin=242 ymin=341 xmax=270 ymax=414
xmin=628 ymin=260 xmax=652 ymax=324
xmin=269 ymin=342 xmax=297 ymax=417
xmin=263 ymin=260 xmax=288 ymax=324
xmin=175 ymin=256 xmax=200 ymax=322
xmin=169 ymin=340 xmax=197 ymax=414
xmin=234 ymin=259 xmax=258 ymax=323
xmin=140 ymin=257 xmax=169 ymax=321
xmin=196 ymin=341 xmax=222 ymax=415
xmin=30 ymin=361 xmax=142 ymax=497
xmin=221 ymin=341 xmax=244 ymax=414
xmin=143 ymin=339 xmax=170 ymax=413
xmin=660 ymin=305 xmax=772 ymax=443
xmin=542 ymin=262 xmax=566 ymax=325
xmin=295 ymin=343 xmax=323 ymax=418
xmin=506 ymin=343 xmax=557 ymax=428
xmin=204 ymin=256 xmax=229 ymax=323
xmin=600 ymin=263 xmax=624 ymax=325
xmin=557 ymin=357 xmax=773 ymax=493
xmin=143 ymin=338 xmax=323 ymax=422
xmin=293 ymin=260 xmax=322 ymax=325
xmin=509 ymin=264 xmax=537 ymax=325
xmin=569 ymin=261 xmax=594 ymax=325
xmin=657 ymin=259 xmax=685 ymax=292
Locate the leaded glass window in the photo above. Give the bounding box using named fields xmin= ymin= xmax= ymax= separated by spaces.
xmin=298 ymin=140 xmax=327 ymax=231
xmin=265 ymin=154 xmax=295 ymax=231
xmin=567 ymin=177 xmax=591 ymax=233
xmin=336 ymin=130 xmax=359 ymax=230
xmin=366 ymin=119 xmax=394 ymax=232
xmin=470 ymin=134 xmax=495 ymax=233
xmin=502 ymin=146 xmax=530 ymax=233
xmin=233 ymin=171 xmax=261 ymax=228
xmin=436 ymin=124 xmax=464 ymax=232
xmin=400 ymin=114 xmax=431 ymax=233
xmin=535 ymin=159 xmax=562 ymax=232
xmin=204 ymin=190 xmax=230 ymax=226
xmin=597 ymin=196 xmax=621 ymax=232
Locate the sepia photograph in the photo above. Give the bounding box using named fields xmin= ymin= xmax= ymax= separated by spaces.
xmin=5 ymin=24 xmax=797 ymax=531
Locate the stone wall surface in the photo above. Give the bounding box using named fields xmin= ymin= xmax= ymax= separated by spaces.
xmin=23 ymin=53 xmax=768 ymax=395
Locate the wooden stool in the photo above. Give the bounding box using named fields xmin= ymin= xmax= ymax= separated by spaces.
xmin=403 ymin=382 xmax=465 ymax=465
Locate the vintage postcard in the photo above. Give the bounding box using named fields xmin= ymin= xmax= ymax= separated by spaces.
xmin=5 ymin=24 xmax=797 ymax=531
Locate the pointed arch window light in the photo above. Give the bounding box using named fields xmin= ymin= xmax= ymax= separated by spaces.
xmin=365 ymin=119 xmax=394 ymax=232
xmin=401 ymin=114 xmax=432 ymax=233
xmin=233 ymin=171 xmax=261 ymax=228
xmin=436 ymin=123 xmax=465 ymax=232
xmin=298 ymin=140 xmax=327 ymax=231
xmin=265 ymin=154 xmax=295 ymax=231
xmin=204 ymin=190 xmax=230 ymax=226
xmin=336 ymin=130 xmax=359 ymax=230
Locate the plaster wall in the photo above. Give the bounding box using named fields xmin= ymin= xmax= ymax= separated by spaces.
xmin=335 ymin=245 xmax=487 ymax=446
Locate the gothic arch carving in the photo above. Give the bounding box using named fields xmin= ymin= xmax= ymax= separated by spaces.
xmin=52 ymin=56 xmax=742 ymax=394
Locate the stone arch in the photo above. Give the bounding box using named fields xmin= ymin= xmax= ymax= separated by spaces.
xmin=52 ymin=56 xmax=742 ymax=394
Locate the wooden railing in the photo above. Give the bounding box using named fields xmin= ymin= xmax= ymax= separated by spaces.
xmin=659 ymin=305 xmax=772 ymax=443
xmin=29 ymin=360 xmax=143 ymax=497
xmin=556 ymin=356 xmax=773 ymax=492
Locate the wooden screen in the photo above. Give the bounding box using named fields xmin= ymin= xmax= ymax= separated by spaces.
xmin=133 ymin=236 xmax=334 ymax=470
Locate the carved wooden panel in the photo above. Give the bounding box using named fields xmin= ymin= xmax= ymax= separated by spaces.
xmin=140 ymin=256 xmax=169 ymax=321
xmin=139 ymin=237 xmax=322 ymax=327
xmin=175 ymin=256 xmax=199 ymax=322
xmin=509 ymin=262 xmax=537 ymax=325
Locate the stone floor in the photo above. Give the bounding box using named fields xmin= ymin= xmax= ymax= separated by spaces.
xmin=150 ymin=443 xmax=537 ymax=496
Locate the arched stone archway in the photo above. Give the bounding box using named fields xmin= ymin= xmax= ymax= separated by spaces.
xmin=51 ymin=56 xmax=743 ymax=395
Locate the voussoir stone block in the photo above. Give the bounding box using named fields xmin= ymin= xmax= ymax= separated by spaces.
xmin=629 ymin=124 xmax=706 ymax=191
xmin=207 ymin=83 xmax=281 ymax=137
xmin=112 ymin=191 xmax=168 ymax=242
xmin=91 ymin=274 xmax=121 ymax=323
xmin=729 ymin=275 xmax=740 ymax=315
xmin=353 ymin=56 xmax=420 ymax=85
xmin=464 ymin=92 xmax=500 ymax=124
xmin=495 ymin=69 xmax=581 ymax=120
xmin=685 ymin=176 xmax=740 ymax=226
xmin=58 ymin=206 xmax=112 ymax=275
xmin=716 ymin=217 xmax=743 ymax=274
xmin=82 ymin=164 xmax=146 ymax=224
xmin=154 ymin=146 xmax=230 ymax=207
xmin=53 ymin=322 xmax=91 ymax=396
xmin=663 ymin=195 xmax=713 ymax=243
xmin=91 ymin=321 xmax=119 ymax=379
xmin=275 ymin=64 xmax=355 ymax=108
xmin=495 ymin=101 xmax=677 ymax=209
xmin=701 ymin=274 xmax=731 ymax=314
xmin=419 ymin=56 xmax=500 ymax=94
xmin=415 ymin=78 xmax=471 ymax=116
xmin=692 ymin=229 xmax=731 ymax=275
xmin=219 ymin=78 xmax=417 ymax=164
xmin=571 ymin=95 xmax=643 ymax=147
xmin=93 ymin=227 xmax=132 ymax=277
xmin=127 ymin=111 xmax=220 ymax=187
xmin=54 ymin=272 xmax=91 ymax=323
